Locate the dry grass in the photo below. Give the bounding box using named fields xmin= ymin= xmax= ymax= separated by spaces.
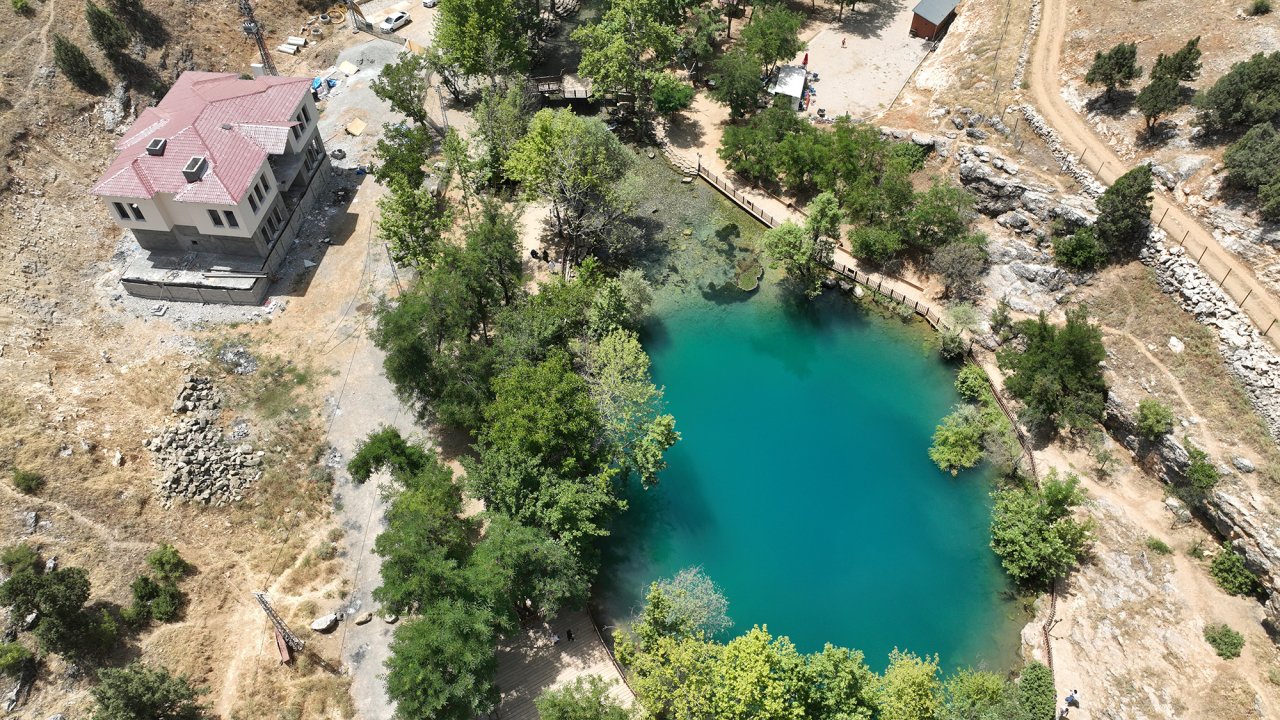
xmin=1084 ymin=263 xmax=1280 ymax=483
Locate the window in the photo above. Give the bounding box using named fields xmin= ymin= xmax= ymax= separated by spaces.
xmin=113 ymin=202 xmax=129 ymax=220
xmin=291 ymin=121 xmax=301 ymax=140
xmin=249 ymin=194 xmax=259 ymax=213
xmin=261 ymin=173 xmax=271 ymax=190
xmin=208 ymin=209 xmax=224 ymax=227
xmin=128 ymin=203 xmax=145 ymax=221
xmin=300 ymin=105 xmax=311 ymax=124
xmin=224 ymin=211 xmax=239 ymax=228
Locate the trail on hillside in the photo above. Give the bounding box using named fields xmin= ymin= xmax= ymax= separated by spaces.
xmin=1025 ymin=0 xmax=1280 ymax=349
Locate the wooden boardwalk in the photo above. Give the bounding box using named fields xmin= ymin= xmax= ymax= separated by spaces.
xmin=494 ymin=609 xmax=634 ymax=720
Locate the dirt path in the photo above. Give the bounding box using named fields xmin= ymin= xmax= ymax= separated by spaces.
xmin=1026 ymin=0 xmax=1280 ymax=347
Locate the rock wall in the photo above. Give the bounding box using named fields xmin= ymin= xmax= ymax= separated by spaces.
xmin=1015 ymin=104 xmax=1107 ymax=197
xmin=1103 ymin=393 xmax=1280 ymax=636
xmin=1009 ymin=0 xmax=1042 ymax=90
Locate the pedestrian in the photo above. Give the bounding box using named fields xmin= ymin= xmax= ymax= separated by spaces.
xmin=802 ymin=51 xmax=809 ymax=66
xmin=841 ymin=37 xmax=847 ymax=49
xmin=1066 ymin=690 xmax=1080 ymax=708
xmin=551 ymin=631 xmax=561 ymax=645
xmin=566 ymin=628 xmax=575 ymax=643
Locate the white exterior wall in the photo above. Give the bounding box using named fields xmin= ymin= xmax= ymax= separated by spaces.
xmin=99 ymin=158 xmax=278 ymax=237
xmin=284 ymin=94 xmax=320 ymax=154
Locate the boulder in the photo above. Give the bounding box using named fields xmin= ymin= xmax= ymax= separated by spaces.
xmin=1167 ymin=336 xmax=1185 ymax=354
xmin=310 ymin=614 xmax=339 ymax=633
xmin=1233 ymin=456 xmax=1256 ymax=473
xmin=355 ymin=612 xmax=373 ymax=625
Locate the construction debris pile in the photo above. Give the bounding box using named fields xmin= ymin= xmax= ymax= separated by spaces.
xmin=145 ymin=376 xmax=263 ymax=507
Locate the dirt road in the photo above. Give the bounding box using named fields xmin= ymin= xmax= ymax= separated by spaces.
xmin=1026 ymin=0 xmax=1280 ymax=346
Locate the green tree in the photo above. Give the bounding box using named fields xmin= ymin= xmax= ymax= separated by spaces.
xmin=652 ymin=72 xmax=696 ymax=114
xmin=805 ymin=191 xmax=843 ymax=244
xmin=372 ymin=122 xmax=432 ymax=189
xmin=536 ymin=676 xmax=634 ymax=720
xmin=654 ymin=567 xmax=733 ymax=636
xmin=740 ymin=8 xmax=804 ymax=72
xmin=85 ymin=0 xmax=130 ymax=55
xmin=1016 ymin=661 xmax=1056 ymax=720
xmin=433 ymin=0 xmax=532 ymax=81
xmin=1151 ymin=37 xmax=1202 ymax=82
xmin=1209 ymin=544 xmax=1261 ymax=596
xmin=377 ymin=180 xmax=453 ymax=267
xmin=574 ymin=0 xmax=680 ymax=116
xmin=711 ymin=48 xmax=765 ymax=118
xmin=147 ymin=544 xmax=191 ymax=583
xmin=1094 ymin=164 xmax=1153 ymax=257
xmin=942 ymin=668 xmax=1016 ymax=720
xmin=847 ymin=226 xmax=906 ymax=265
xmin=348 ymin=426 xmax=439 ymax=483
xmin=929 ymin=404 xmax=986 ymax=475
xmin=1085 ymin=42 xmax=1143 ymax=99
xmin=1052 ymin=226 xmax=1106 ymax=270
xmin=506 ymin=109 xmax=637 ymax=274
xmin=712 ymin=626 xmax=805 ymax=720
xmin=1179 ymin=441 xmax=1220 ymax=504
xmin=91 ymin=663 xmax=207 ymax=720
xmin=800 ymin=644 xmax=878 ymax=720
xmin=580 ymin=330 xmax=679 ymax=487
xmin=1223 ymin=122 xmax=1280 ymax=220
xmin=990 ymin=470 xmax=1093 ymax=588
xmin=1194 ymin=51 xmax=1280 ymax=133
xmin=1136 ymin=398 xmax=1175 ymax=439
xmin=52 ymin=33 xmax=104 ymax=92
xmin=1 ymin=543 xmax=41 ymax=575
xmin=906 ymin=181 xmax=974 ymax=250
xmin=878 ymin=649 xmax=943 ymax=720
xmin=763 ymin=220 xmax=835 ymax=298
xmin=587 ymin=270 xmax=653 ymax=337
xmin=719 ymin=105 xmax=810 ymax=180
xmin=997 ymin=307 xmax=1107 ymax=434
xmin=385 ymin=601 xmax=499 ymax=720
xmin=372 ymin=458 xmax=474 ymax=613
xmin=473 ymin=79 xmax=535 ymax=183
xmin=371 ymin=51 xmax=432 ymax=125
xmin=465 ymin=514 xmax=587 ymax=630
xmin=1136 ymin=74 xmax=1182 ymax=130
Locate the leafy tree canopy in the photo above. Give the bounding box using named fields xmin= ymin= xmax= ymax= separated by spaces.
xmin=1094 ymin=164 xmax=1153 ymax=257
xmin=385 ymin=601 xmax=499 ymax=720
xmin=990 ymin=470 xmax=1093 ymax=588
xmin=91 ymin=663 xmax=207 ymax=720
xmin=997 ymin=307 xmax=1107 ymax=434
xmin=371 ymin=52 xmax=432 ymax=125
xmin=536 ymin=676 xmax=634 ymax=720
xmin=1195 ymin=51 xmax=1280 ymax=134
xmin=1085 ymin=42 xmax=1143 ymax=98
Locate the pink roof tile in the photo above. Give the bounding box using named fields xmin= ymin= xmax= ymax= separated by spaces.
xmin=92 ymin=71 xmax=312 ymax=205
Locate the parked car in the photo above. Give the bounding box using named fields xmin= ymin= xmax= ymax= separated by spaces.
xmin=422 ymin=0 xmax=438 ymax=7
xmin=379 ymin=11 xmax=410 ymax=32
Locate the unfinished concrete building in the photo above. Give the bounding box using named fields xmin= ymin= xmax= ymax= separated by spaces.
xmin=92 ymin=71 xmax=330 ymax=304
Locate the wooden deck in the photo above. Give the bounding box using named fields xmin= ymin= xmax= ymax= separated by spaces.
xmin=494 ymin=609 xmax=634 ymax=720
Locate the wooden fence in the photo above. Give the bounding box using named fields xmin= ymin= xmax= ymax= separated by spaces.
xmin=696 ymin=164 xmax=783 ymax=228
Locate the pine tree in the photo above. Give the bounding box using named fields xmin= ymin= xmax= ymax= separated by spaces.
xmin=1094 ymin=164 xmax=1154 ymax=256
xmin=85 ymin=0 xmax=130 ymax=55
xmin=1152 ymin=37 xmax=1202 ymax=82
xmin=52 ymin=34 xmax=103 ymax=91
xmin=1136 ymin=74 xmax=1181 ymax=130
xmin=1085 ymin=42 xmax=1143 ymax=99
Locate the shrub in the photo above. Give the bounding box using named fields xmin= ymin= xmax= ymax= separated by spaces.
xmin=847 ymin=226 xmax=906 ymax=265
xmin=1204 ymin=623 xmax=1245 ymax=658
xmin=930 ymin=405 xmax=985 ymax=474
xmin=955 ymin=363 xmax=990 ymax=401
xmin=939 ymin=330 xmax=967 ymax=360
xmin=1 ymin=543 xmax=41 ymax=574
xmin=12 ymin=468 xmax=44 ymax=494
xmin=146 ymin=544 xmax=191 ymax=582
xmin=997 ymin=307 xmax=1107 ymax=435
xmin=989 ymin=297 xmax=1013 ymax=341
xmin=1018 ymin=661 xmax=1056 ymax=720
xmin=1195 ymin=51 xmax=1280 ymax=133
xmin=990 ymin=470 xmax=1093 ymax=588
xmin=1181 ymin=442 xmax=1220 ymax=503
xmin=651 ymin=73 xmax=695 ymax=114
xmin=1223 ymin=123 xmax=1280 ymax=221
xmin=1052 ymin=227 xmax=1106 ymax=270
xmin=92 ymin=663 xmax=208 ymax=720
xmin=1136 ymin=398 xmax=1175 ymax=439
xmin=1210 ymin=544 xmax=1261 ymax=596
xmin=12 ymin=0 xmax=31 ymax=12
xmin=1249 ymin=0 xmax=1272 ymax=15
xmin=0 ymin=641 xmax=32 ymax=677
xmin=1145 ymin=537 xmax=1173 ymax=555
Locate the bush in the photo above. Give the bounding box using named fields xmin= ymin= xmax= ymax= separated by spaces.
xmin=1018 ymin=661 xmax=1056 ymax=720
xmin=939 ymin=330 xmax=967 ymax=360
xmin=12 ymin=0 xmax=31 ymax=12
xmin=1204 ymin=623 xmax=1245 ymax=658
xmin=146 ymin=544 xmax=191 ymax=582
xmin=1210 ymin=544 xmax=1261 ymax=596
xmin=997 ymin=307 xmax=1107 ymax=435
xmin=1249 ymin=0 xmax=1272 ymax=15
xmin=1180 ymin=442 xmax=1220 ymax=503
xmin=930 ymin=405 xmax=985 ymax=474
xmin=0 ymin=641 xmax=32 ymax=677
xmin=1195 ymin=51 xmax=1280 ymax=133
xmin=1145 ymin=537 xmax=1173 ymax=555
xmin=955 ymin=363 xmax=990 ymax=402
xmin=651 ymin=73 xmax=695 ymax=115
xmin=1136 ymin=398 xmax=1175 ymax=439
xmin=92 ymin=663 xmax=208 ymax=720
xmin=12 ymin=468 xmax=44 ymax=494
xmin=847 ymin=226 xmax=906 ymax=265
xmin=990 ymin=470 xmax=1093 ymax=588
xmin=1223 ymin=123 xmax=1280 ymax=221
xmin=1 ymin=543 xmax=41 ymax=574
xmin=1053 ymin=227 xmax=1106 ymax=270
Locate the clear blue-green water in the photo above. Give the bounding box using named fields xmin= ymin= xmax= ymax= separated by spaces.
xmin=601 ymin=157 xmax=1021 ymax=671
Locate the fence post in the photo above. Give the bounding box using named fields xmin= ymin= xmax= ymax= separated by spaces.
xmin=1219 ymin=267 xmax=1232 ymax=289
xmin=1158 ymin=207 xmax=1169 ymax=225
xmin=1198 ymin=246 xmax=1208 ymax=263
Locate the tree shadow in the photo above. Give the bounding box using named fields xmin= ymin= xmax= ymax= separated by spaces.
xmin=109 ymin=53 xmax=168 ymax=98
xmin=801 ymin=0 xmax=906 ymax=40
xmin=1136 ymin=121 xmax=1178 ymax=149
xmin=664 ymin=112 xmax=706 ymax=153
xmin=1084 ymin=89 xmax=1136 ymax=118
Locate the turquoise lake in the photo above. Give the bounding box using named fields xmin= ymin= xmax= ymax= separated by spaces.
xmin=602 ymin=159 xmax=1021 ymax=670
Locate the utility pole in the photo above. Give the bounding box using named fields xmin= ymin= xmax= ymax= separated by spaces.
xmin=239 ymin=0 xmax=277 ymax=77
xmin=253 ymin=592 xmax=304 ymax=659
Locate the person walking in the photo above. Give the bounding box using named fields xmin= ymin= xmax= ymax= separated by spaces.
xmin=566 ymin=628 xmax=575 ymax=643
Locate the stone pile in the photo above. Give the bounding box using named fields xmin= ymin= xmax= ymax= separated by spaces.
xmin=1141 ymin=241 xmax=1280 ymax=438
xmin=1009 ymin=0 xmax=1042 ymax=90
xmin=1014 ymin=104 xmax=1107 ymax=197
xmin=145 ymin=376 xmax=263 ymax=508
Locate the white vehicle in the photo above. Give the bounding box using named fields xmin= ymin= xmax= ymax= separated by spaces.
xmin=422 ymin=0 xmax=438 ymax=7
xmin=379 ymin=11 xmax=410 ymax=32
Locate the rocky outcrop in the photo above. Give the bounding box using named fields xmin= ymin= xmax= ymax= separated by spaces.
xmin=145 ymin=376 xmax=262 ymax=508
xmin=1015 ymin=104 xmax=1107 ymax=197
xmin=956 ymin=145 xmax=1096 ymax=228
xmin=1104 ymin=393 xmax=1280 ymax=636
